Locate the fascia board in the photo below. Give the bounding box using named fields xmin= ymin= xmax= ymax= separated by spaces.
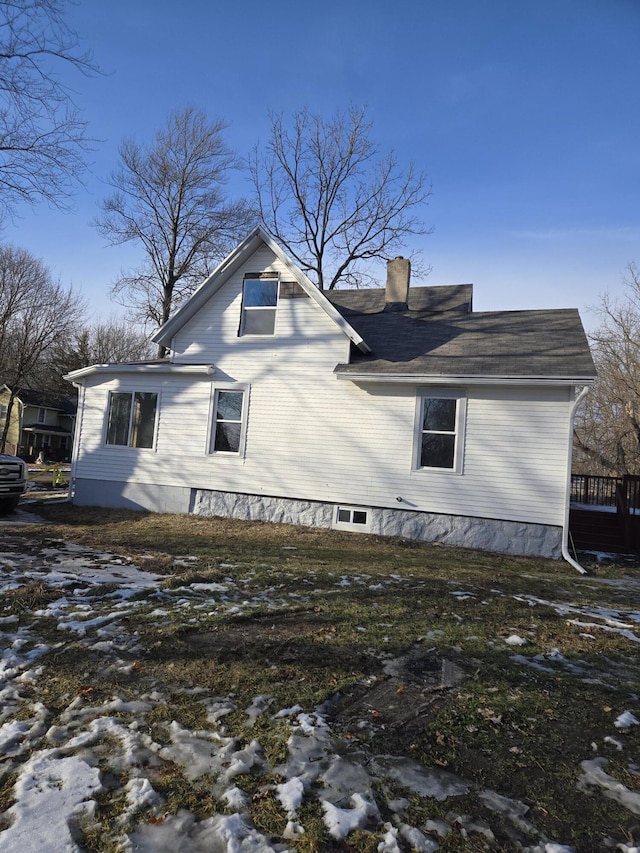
xmin=64 ymin=363 xmax=216 ymax=383
xmin=334 ymin=371 xmax=595 ymax=386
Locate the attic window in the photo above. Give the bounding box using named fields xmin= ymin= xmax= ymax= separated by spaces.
xmin=240 ymin=274 xmax=279 ymax=336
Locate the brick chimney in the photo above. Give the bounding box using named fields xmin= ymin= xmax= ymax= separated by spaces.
xmin=385 ymin=257 xmax=411 ymax=311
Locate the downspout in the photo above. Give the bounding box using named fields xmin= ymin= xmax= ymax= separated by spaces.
xmin=65 ymin=381 xmax=84 ymax=503
xmin=562 ymin=385 xmax=590 ymax=574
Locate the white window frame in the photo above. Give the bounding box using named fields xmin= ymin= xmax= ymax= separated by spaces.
xmin=413 ymin=389 xmax=467 ymax=474
xmin=208 ymin=384 xmax=249 ymax=456
xmin=37 ymin=407 xmax=46 ymax=423
xmin=333 ymin=505 xmax=371 ymax=532
xmin=240 ymin=274 xmax=280 ymax=336
xmin=0 ymin=403 xmax=7 ymax=421
xmin=104 ymin=390 xmax=159 ymax=450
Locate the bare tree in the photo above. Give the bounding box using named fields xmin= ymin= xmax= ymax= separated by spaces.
xmin=574 ymin=263 xmax=640 ymax=475
xmin=250 ymin=106 xmax=431 ymax=291
xmin=81 ymin=317 xmax=154 ymax=364
xmin=94 ymin=107 xmax=254 ymax=355
xmin=0 ymin=244 xmax=85 ymax=452
xmin=44 ymin=316 xmax=154 ymax=392
xmin=0 ymin=0 xmax=98 ymax=219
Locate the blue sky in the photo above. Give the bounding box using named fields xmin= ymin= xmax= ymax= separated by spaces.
xmin=6 ymin=0 xmax=640 ymax=329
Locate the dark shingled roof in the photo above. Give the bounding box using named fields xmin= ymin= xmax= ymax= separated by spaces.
xmin=327 ymin=284 xmax=473 ymax=315
xmin=326 ymin=285 xmax=596 ymax=379
xmin=15 ymin=389 xmax=77 ymax=414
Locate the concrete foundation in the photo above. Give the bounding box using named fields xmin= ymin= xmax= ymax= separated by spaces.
xmin=192 ymin=488 xmax=562 ymax=559
xmin=72 ymin=478 xmax=562 ymax=558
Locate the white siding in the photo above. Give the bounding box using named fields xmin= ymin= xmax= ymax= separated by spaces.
xmin=170 ymin=245 xmax=347 ymax=372
xmin=73 ymin=244 xmax=574 ymax=528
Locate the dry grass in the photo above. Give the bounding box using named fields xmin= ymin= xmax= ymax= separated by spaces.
xmin=3 ymin=502 xmax=640 ymax=851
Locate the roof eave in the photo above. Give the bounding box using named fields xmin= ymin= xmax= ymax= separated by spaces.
xmin=334 ymin=370 xmax=596 ymax=386
xmin=64 ymin=363 xmax=216 ymax=383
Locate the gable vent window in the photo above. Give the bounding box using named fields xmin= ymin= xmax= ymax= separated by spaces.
xmin=240 ymin=274 xmax=279 ymax=336
xmin=334 ymin=505 xmax=371 ymax=532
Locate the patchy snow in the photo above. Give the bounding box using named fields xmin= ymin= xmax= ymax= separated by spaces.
xmin=578 ymin=758 xmax=640 ymax=815
xmin=370 ymin=755 xmax=468 ymax=800
xmin=504 ymin=634 xmax=528 ymax=646
xmin=1 ymin=752 xmax=102 ymax=852
xmin=322 ymin=792 xmax=380 ymax=839
xmin=0 ymin=536 xmax=638 ymax=851
xmin=616 ymin=711 xmax=640 ymax=729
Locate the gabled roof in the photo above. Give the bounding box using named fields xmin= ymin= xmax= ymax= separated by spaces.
xmin=152 ymin=225 xmax=370 ymax=354
xmin=12 ymin=389 xmax=77 ymax=414
xmin=329 ymin=294 xmax=596 ymax=382
xmin=125 ymin=228 xmax=593 ymax=385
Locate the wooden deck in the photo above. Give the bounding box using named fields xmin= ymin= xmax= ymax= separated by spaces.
xmin=570 ymin=474 xmax=640 ymax=553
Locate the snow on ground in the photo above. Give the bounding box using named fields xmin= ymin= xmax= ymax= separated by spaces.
xmin=0 ymin=538 xmax=638 ymax=851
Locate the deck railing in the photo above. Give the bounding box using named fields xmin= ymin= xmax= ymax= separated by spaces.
xmin=571 ymin=474 xmax=640 ymax=509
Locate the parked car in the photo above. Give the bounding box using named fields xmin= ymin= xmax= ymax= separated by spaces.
xmin=0 ymin=453 xmax=28 ymax=513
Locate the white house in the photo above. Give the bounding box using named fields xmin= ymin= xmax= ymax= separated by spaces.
xmin=65 ymin=226 xmax=596 ymax=558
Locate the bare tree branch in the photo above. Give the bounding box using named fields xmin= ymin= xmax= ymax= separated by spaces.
xmin=574 ymin=263 xmax=640 ymax=475
xmin=250 ymin=106 xmax=431 ymax=290
xmin=0 ymin=243 xmax=85 ymax=451
xmin=41 ymin=315 xmax=154 ymax=393
xmin=0 ymin=0 xmax=98 ymax=219
xmin=94 ymin=106 xmax=255 ymax=356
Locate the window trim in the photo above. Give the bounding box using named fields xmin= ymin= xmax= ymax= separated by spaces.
xmin=103 ymin=390 xmax=159 ymax=450
xmin=333 ymin=505 xmax=371 ymax=532
xmin=413 ymin=389 xmax=467 ymax=474
xmin=239 ymin=274 xmax=280 ymax=337
xmin=208 ymin=384 xmax=249 ymax=456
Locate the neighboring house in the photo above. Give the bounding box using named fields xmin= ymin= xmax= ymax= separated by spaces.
xmin=0 ymin=386 xmax=76 ymax=461
xmin=65 ymin=226 xmax=596 ymax=559
xmin=0 ymin=385 xmax=20 ymax=455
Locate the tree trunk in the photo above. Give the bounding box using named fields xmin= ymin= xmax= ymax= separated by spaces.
xmin=0 ymin=391 xmax=17 ymax=455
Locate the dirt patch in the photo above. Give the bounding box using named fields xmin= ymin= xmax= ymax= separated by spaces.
xmin=185 ymin=609 xmax=334 ymax=646
xmin=325 ymin=644 xmax=469 ymax=747
xmin=184 ymin=616 xmax=469 ymax=750
xmin=182 ymin=611 xmax=380 ymax=673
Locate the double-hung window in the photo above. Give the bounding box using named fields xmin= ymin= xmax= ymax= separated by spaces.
xmin=106 ymin=391 xmax=158 ymax=449
xmin=240 ymin=274 xmax=279 ymax=335
xmin=415 ymin=391 xmax=466 ymax=472
xmin=210 ymin=387 xmax=248 ymax=454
